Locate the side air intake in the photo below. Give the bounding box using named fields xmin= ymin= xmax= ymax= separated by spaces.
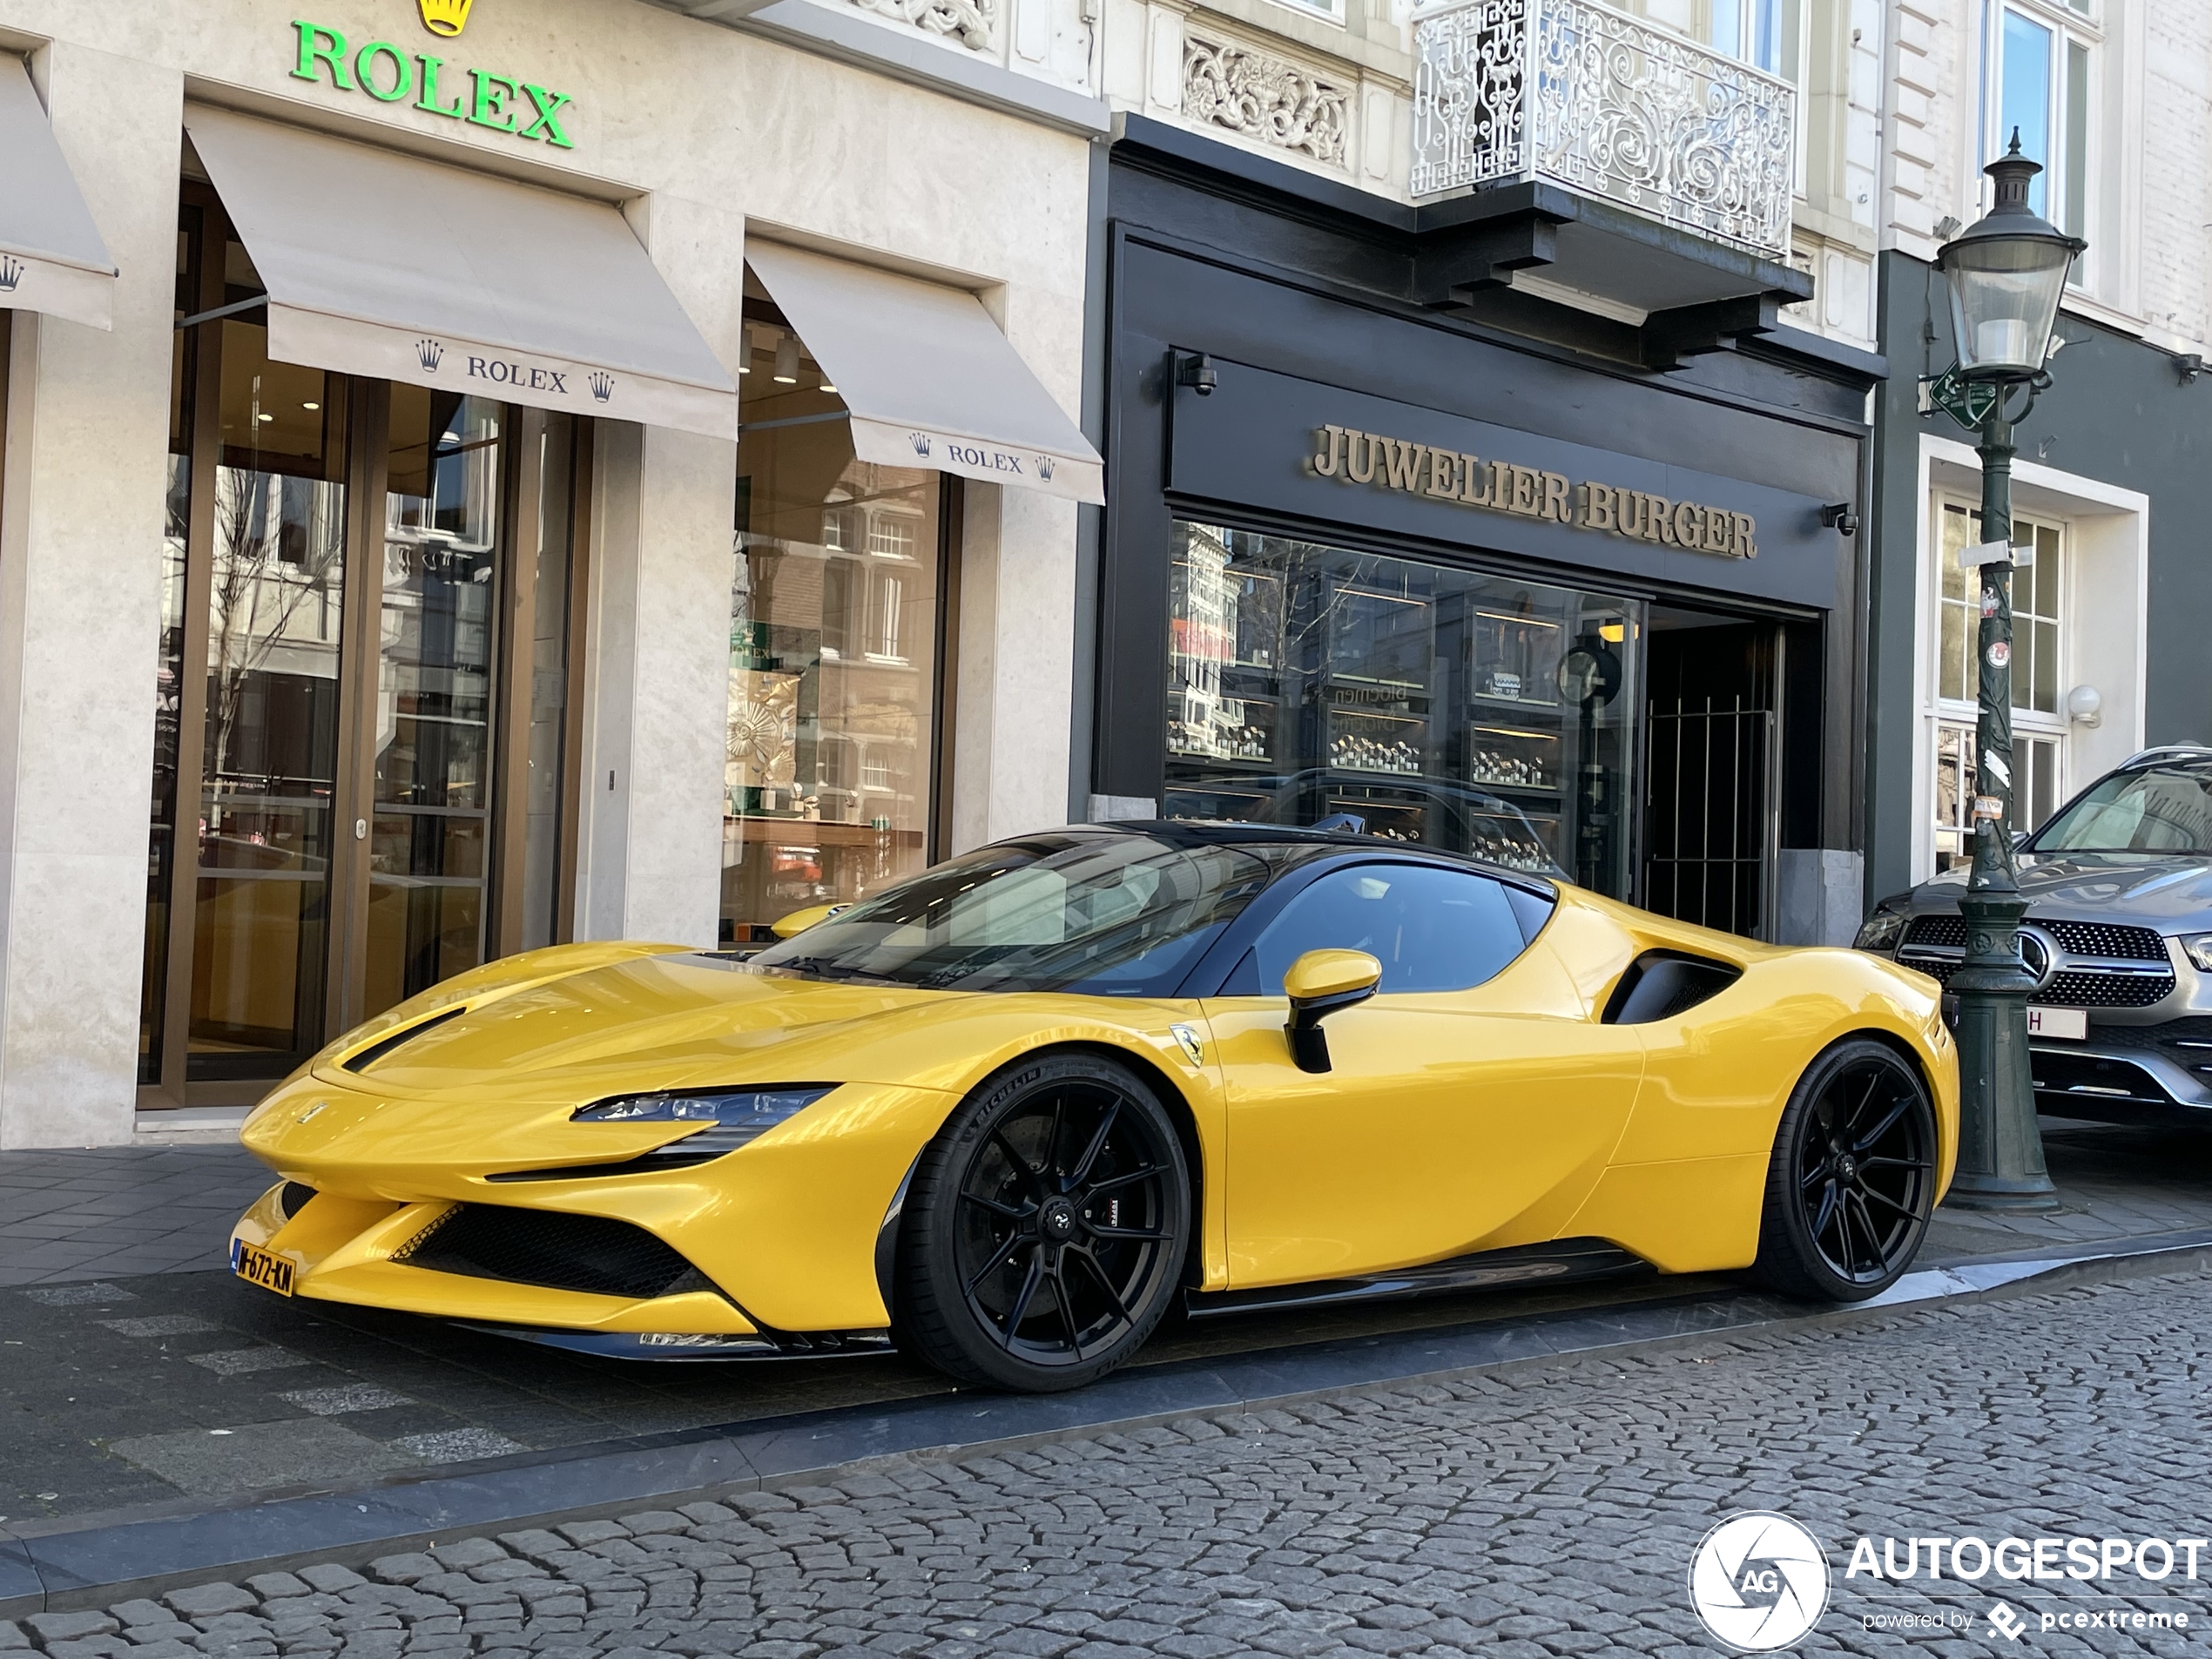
xmin=1602 ymin=951 xmax=1743 ymax=1025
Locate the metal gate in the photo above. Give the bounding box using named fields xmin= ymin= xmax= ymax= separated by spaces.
xmin=1642 ymin=698 xmax=1779 ymax=941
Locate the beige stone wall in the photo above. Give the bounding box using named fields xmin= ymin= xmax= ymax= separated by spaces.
xmin=0 ymin=0 xmax=1096 ymax=1145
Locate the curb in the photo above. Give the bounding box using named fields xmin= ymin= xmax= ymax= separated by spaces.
xmin=3 ymin=1231 xmax=2207 ymax=1618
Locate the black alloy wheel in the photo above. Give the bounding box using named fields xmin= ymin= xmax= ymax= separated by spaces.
xmin=1754 ymin=1038 xmax=1938 ymax=1301
xmin=896 ymin=1054 xmax=1190 ymax=1392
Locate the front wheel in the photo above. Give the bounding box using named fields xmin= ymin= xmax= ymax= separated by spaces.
xmin=895 ymin=1054 xmax=1190 ymax=1392
xmin=1753 ymin=1038 xmax=1938 ymax=1301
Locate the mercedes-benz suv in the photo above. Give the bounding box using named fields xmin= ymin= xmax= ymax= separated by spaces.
xmin=1857 ymin=745 xmax=2212 ymax=1126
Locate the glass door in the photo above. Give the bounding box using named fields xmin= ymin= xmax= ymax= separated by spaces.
xmin=142 ymin=195 xmax=586 ymax=1105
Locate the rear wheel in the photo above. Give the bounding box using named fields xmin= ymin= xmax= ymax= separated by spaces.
xmin=1753 ymin=1038 xmax=1937 ymax=1301
xmin=895 ymin=1054 xmax=1189 ymax=1392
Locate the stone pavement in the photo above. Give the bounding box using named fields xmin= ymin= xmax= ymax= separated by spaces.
xmin=0 ymin=1151 xmax=275 ymax=1289
xmin=3 ymin=1261 xmax=2209 ymax=1657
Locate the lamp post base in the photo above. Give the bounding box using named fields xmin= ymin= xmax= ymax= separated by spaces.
xmin=1946 ymin=881 xmax=2060 ymax=1213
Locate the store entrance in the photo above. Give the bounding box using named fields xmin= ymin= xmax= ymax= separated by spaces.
xmin=138 ymin=196 xmax=589 ymax=1106
xmin=1641 ymin=606 xmax=1782 ymax=940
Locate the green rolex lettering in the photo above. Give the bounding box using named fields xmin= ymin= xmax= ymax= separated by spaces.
xmin=518 ymin=84 xmax=575 ymax=149
xmin=468 ymin=68 xmax=519 ymax=132
xmin=354 ymin=42 xmax=415 ymax=103
xmin=290 ymin=20 xmax=354 ymax=90
xmin=414 ymin=54 xmax=466 ymax=118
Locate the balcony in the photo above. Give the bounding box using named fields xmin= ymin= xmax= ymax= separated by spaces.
xmin=1407 ymin=0 xmax=1809 ymax=367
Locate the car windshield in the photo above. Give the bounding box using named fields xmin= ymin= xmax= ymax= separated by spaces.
xmin=2029 ymin=764 xmax=2212 ymax=854
xmin=746 ymin=833 xmax=1279 ymax=995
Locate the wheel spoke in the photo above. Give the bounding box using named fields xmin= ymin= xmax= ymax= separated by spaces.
xmin=999 ymin=1248 xmax=1046 ymax=1339
xmin=992 ymin=1130 xmax=1045 ymax=1195
xmin=1082 ymin=1165 xmax=1160 ymax=1197
xmin=961 ymin=1191 xmax=1032 ymax=1221
xmin=1858 ymin=1155 xmax=1928 ymax=1172
xmin=1858 ymin=1185 xmax=1921 ymax=1222
xmin=1068 ymin=1245 xmax=1135 ymax=1331
xmin=1799 ymin=1157 xmax=1835 ymax=1190
xmin=1088 ymin=1225 xmax=1168 ymax=1242
xmin=1067 ymin=1100 xmax=1123 ymax=1190
xmin=1845 ymin=1190 xmax=1885 ymax=1274
xmin=1808 ymin=1179 xmax=1840 ymax=1248
xmin=1851 ymin=1096 xmax=1912 ymax=1154
xmin=1835 ymin=1189 xmax=1867 ymax=1274
xmin=964 ymin=1230 xmax=1030 ymax=1296
xmin=1051 ymin=1262 xmax=1084 ymax=1359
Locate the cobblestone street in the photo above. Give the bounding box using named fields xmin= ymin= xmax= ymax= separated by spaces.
xmin=6 ymin=1264 xmax=2209 ymax=1659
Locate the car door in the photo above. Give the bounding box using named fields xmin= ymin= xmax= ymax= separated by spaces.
xmin=1203 ymin=862 xmax=1643 ymax=1289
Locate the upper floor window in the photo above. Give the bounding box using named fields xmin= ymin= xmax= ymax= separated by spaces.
xmin=1710 ymin=0 xmax=1791 ymax=76
xmin=1985 ymin=1 xmax=2094 ymax=260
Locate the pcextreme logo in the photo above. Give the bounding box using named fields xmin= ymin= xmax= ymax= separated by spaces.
xmin=418 ymin=0 xmax=473 ymax=34
xmin=1688 ymin=1513 xmax=1831 ymax=1652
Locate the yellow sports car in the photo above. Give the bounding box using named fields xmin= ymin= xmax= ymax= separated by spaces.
xmin=232 ymin=823 xmax=1957 ymax=1393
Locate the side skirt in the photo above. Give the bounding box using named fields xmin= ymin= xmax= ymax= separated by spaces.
xmin=1182 ymin=1238 xmax=1653 ymax=1320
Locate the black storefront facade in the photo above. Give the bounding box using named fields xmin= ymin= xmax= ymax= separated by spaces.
xmin=1086 ymin=119 xmax=1888 ymax=944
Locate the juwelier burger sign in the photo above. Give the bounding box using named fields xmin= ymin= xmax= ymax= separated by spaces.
xmin=287 ymin=1 xmax=576 ymax=149
xmin=1166 ymin=358 xmax=1848 ymax=611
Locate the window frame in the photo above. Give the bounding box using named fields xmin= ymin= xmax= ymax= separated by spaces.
xmin=1929 ymin=495 xmax=2072 ymax=870
xmin=1980 ymin=0 xmax=2098 ymax=283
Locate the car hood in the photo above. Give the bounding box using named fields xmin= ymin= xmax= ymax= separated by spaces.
xmin=1913 ymin=852 xmax=2212 ymax=928
xmin=309 ymin=952 xmax=962 ymax=1101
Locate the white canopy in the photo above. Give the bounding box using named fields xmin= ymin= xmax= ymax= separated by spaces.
xmin=0 ymin=56 xmax=117 ymax=330
xmin=745 ymin=240 xmax=1102 ymax=505
xmin=184 ymin=105 xmax=737 ymax=439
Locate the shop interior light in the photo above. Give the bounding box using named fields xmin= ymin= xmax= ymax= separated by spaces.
xmin=774 ymin=335 xmax=800 ymax=384
xmin=819 ymin=379 xmax=837 ymax=394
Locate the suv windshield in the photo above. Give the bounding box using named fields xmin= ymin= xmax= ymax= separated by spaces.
xmin=746 ymin=833 xmax=1280 ymax=995
xmin=2029 ymin=764 xmax=2212 ymax=854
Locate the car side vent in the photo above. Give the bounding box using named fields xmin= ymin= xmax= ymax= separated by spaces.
xmin=341 ymin=1006 xmax=468 ymax=1073
xmin=1602 ymin=952 xmax=1743 ymax=1025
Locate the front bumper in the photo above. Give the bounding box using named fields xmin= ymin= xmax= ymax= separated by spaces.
xmin=2026 ymin=1022 xmax=2212 ymax=1125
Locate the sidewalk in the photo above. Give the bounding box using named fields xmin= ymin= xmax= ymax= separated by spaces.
xmin=0 ymin=1117 xmax=2206 ymax=1552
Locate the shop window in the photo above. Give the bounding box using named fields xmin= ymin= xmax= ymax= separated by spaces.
xmin=724 ymin=304 xmax=947 ymax=945
xmin=1984 ymin=1 xmax=2094 ymax=255
xmin=1163 ymin=523 xmax=1641 ymax=897
xmin=1931 ymin=501 xmax=2067 ymax=872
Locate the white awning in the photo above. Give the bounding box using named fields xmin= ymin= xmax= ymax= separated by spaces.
xmin=745 ymin=240 xmax=1102 ymax=506
xmin=0 ymin=56 xmax=117 ymax=330
xmin=184 ymin=105 xmax=737 ymax=440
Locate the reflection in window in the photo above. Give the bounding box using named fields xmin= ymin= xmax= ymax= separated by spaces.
xmin=1163 ymin=523 xmax=1640 ymax=897
xmin=724 ymin=300 xmax=942 ymax=944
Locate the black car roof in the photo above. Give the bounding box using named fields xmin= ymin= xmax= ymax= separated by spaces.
xmin=1044 ymin=819 xmax=1562 ymax=895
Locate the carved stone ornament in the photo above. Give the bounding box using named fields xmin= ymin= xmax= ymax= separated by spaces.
xmin=1412 ymin=0 xmax=1795 ymax=258
xmin=1183 ymin=32 xmax=1351 ymax=167
xmin=852 ymin=0 xmax=997 ymax=52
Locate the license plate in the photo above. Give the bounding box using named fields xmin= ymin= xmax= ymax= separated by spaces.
xmin=2027 ymin=1006 xmax=2088 ymax=1042
xmin=232 ymin=1238 xmax=295 ymax=1297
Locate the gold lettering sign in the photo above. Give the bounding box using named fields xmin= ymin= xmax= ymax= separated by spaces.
xmin=1305 ymin=424 xmax=1758 ymax=559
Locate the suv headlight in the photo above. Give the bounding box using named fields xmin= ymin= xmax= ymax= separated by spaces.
xmin=2179 ymin=935 xmax=2212 ymax=973
xmin=1854 ymin=908 xmax=1909 ymax=953
xmin=571 ymin=1086 xmax=838 ymax=1161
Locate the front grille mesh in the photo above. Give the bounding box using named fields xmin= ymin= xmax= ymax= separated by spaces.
xmin=1900 ymin=914 xmax=2174 ymax=1006
xmin=399 ymin=1204 xmax=706 ymax=1301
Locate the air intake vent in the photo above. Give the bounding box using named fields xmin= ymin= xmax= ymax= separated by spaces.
xmin=342 ymin=1006 xmax=468 ymax=1073
xmin=398 ymin=1204 xmax=707 ymax=1301
xmin=1602 ymin=951 xmax=1743 ymax=1025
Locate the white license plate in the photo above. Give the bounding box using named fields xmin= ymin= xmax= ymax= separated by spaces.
xmin=2027 ymin=1006 xmax=2088 ymax=1042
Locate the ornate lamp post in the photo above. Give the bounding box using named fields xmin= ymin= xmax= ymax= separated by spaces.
xmin=1928 ymin=134 xmax=2082 ymax=1210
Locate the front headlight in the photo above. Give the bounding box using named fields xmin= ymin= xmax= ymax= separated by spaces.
xmin=571 ymin=1086 xmax=838 ymax=1163
xmin=1854 ymin=909 xmax=1909 ymax=953
xmin=2178 ymin=935 xmax=2212 ymax=973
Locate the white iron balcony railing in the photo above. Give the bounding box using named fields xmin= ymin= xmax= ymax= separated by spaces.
xmin=1412 ymin=0 xmax=1796 ymax=261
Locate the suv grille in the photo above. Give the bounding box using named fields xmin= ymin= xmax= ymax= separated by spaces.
xmin=398 ymin=1204 xmax=708 ymax=1302
xmin=1898 ymin=914 xmax=2175 ymax=1008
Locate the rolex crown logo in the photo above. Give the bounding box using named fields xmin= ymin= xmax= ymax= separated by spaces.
xmin=416 ymin=338 xmax=445 ymax=372
xmin=907 ymin=431 xmax=933 ymax=458
xmin=0 ymin=256 xmax=21 ymax=293
xmin=588 ymin=371 xmax=614 ymax=403
xmin=1036 ymin=455 xmax=1055 ymax=482
xmin=417 ymin=0 xmax=475 ymax=37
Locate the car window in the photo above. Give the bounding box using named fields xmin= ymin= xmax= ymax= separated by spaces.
xmin=1251 ymin=865 xmax=1534 ymax=995
xmin=2031 ymin=765 xmax=2212 ymax=853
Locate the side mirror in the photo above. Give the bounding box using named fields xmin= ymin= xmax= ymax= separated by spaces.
xmin=1283 ymin=948 xmax=1382 ymax=1074
xmin=770 ymin=901 xmax=847 ymax=940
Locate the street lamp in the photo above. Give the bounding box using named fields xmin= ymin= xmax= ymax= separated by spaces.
xmin=1930 ymin=132 xmax=2083 ymax=1211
